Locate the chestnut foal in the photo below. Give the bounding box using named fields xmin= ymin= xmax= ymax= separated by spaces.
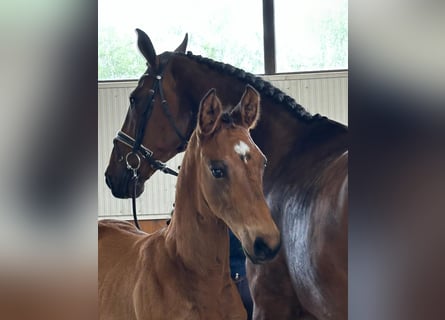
xmin=99 ymin=86 xmax=280 ymax=320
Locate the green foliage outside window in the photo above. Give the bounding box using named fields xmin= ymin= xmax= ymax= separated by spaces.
xmin=98 ymin=0 xmax=347 ymax=81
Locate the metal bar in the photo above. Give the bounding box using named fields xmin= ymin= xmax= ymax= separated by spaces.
xmin=263 ymin=0 xmax=276 ymax=74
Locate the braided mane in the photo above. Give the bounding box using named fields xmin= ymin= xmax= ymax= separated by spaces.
xmin=177 ymin=51 xmax=327 ymax=123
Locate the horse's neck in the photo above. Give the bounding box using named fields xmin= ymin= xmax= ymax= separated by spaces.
xmin=165 ymin=139 xmax=230 ymax=277
xmin=253 ymin=99 xmax=309 ymax=171
xmin=173 ymin=55 xmax=347 ymax=179
xmin=259 ymin=103 xmax=348 ymax=230
xmin=257 ymin=97 xmax=346 ymax=175
xmin=173 ymin=56 xmax=346 ymax=157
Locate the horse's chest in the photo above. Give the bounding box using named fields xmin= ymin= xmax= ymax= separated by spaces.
xmin=283 ymin=209 xmax=317 ymax=287
xmin=135 ymin=281 xmax=243 ymax=320
xmin=281 ymin=198 xmax=335 ymax=317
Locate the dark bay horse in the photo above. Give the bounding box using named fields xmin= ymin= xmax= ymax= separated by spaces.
xmin=99 ymin=87 xmax=280 ymax=320
xmin=105 ymin=29 xmax=348 ymax=320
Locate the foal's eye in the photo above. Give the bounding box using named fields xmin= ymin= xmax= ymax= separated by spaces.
xmin=209 ymin=161 xmax=227 ymax=179
xmin=210 ymin=167 xmax=225 ymax=178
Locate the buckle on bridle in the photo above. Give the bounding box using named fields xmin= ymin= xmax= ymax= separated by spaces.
xmin=125 ymin=152 xmax=141 ymax=177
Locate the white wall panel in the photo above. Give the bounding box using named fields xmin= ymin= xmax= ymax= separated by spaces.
xmin=98 ymin=81 xmax=181 ymax=220
xmin=262 ymin=71 xmax=348 ymax=125
xmin=98 ymin=71 xmax=348 ymax=219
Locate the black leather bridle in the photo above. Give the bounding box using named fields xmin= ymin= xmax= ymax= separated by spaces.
xmin=113 ymin=59 xmax=191 ymax=229
xmin=114 ymin=76 xmax=188 ymax=175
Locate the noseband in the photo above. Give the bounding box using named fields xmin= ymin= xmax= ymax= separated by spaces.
xmin=113 ymin=59 xmax=191 ymax=229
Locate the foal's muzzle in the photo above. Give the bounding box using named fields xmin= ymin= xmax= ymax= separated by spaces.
xmin=245 ymin=237 xmax=281 ymax=264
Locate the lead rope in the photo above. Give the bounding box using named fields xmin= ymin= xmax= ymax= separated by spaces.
xmin=126 ymin=152 xmax=142 ymax=230
xmin=131 ymin=172 xmax=141 ymax=230
xmin=120 ymin=69 xmax=188 ymax=230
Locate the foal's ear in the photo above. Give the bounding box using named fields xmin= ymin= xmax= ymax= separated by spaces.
xmin=136 ymin=28 xmax=157 ymax=68
xmin=197 ymin=88 xmax=223 ymax=136
xmin=231 ymin=85 xmax=260 ymax=130
xmin=174 ymin=33 xmax=188 ymax=53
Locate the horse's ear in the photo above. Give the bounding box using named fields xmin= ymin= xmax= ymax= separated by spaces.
xmin=174 ymin=33 xmax=188 ymax=53
xmin=136 ymin=28 xmax=157 ymax=68
xmin=231 ymin=85 xmax=260 ymax=130
xmin=197 ymin=88 xmax=223 ymax=136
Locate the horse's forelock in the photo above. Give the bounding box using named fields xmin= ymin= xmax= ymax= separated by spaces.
xmin=220 ymin=112 xmax=233 ymax=125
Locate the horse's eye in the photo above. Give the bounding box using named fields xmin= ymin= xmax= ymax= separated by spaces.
xmin=209 ymin=161 xmax=227 ymax=179
xmin=129 ymin=97 xmax=136 ymax=107
xmin=264 ymin=159 xmax=268 ymax=168
xmin=210 ymin=167 xmax=225 ymax=178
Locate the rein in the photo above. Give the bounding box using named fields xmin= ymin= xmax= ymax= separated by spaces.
xmin=113 ymin=58 xmax=188 ymax=230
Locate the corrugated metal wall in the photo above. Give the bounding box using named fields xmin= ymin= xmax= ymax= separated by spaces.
xmin=98 ymin=81 xmax=182 ymax=220
xmin=98 ymin=71 xmax=348 ymax=220
xmin=261 ymin=71 xmax=348 ymax=124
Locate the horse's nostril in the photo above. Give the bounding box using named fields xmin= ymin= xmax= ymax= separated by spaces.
xmin=105 ymin=174 xmax=112 ymax=189
xmin=254 ymin=237 xmax=273 ymax=260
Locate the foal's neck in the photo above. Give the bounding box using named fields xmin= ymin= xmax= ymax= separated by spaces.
xmin=165 ymin=137 xmax=230 ymax=277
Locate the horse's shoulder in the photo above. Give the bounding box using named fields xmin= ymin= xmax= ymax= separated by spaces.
xmin=322 ymin=150 xmax=348 ymax=193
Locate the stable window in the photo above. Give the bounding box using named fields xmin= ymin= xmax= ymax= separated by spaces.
xmin=98 ymin=0 xmax=347 ymax=80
